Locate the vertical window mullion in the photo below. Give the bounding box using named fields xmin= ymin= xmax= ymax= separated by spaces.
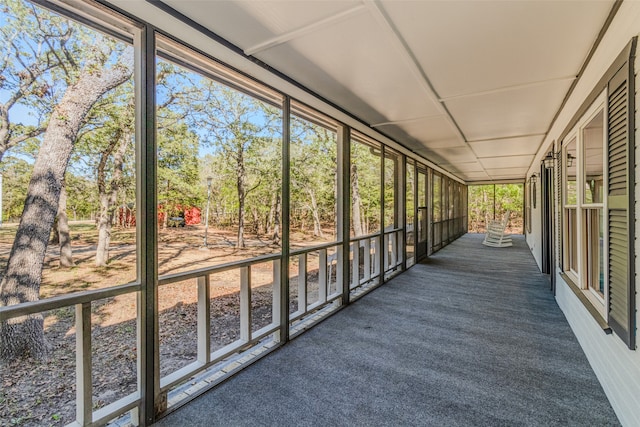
xmin=138 ymin=24 xmax=159 ymax=425
xmin=280 ymin=95 xmax=291 ymax=343
xmin=337 ymin=125 xmax=350 ymax=306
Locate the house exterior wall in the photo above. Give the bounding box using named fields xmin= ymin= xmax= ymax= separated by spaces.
xmin=528 ymin=2 xmax=640 ymax=425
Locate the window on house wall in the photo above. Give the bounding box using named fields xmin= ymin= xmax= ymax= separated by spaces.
xmin=564 ymin=136 xmax=578 ymax=277
xmin=583 ymin=110 xmax=605 ymax=298
xmin=562 ymin=95 xmax=606 ymax=314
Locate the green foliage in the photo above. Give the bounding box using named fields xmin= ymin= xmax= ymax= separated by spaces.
xmin=158 ymin=61 xmax=283 ymax=238
xmin=0 ymin=156 xmax=31 ymax=221
xmin=158 ymin=120 xmax=202 ymax=215
xmin=384 ymin=153 xmax=399 ymax=227
xmin=63 ymin=174 xmax=96 ymax=220
xmin=468 ymin=184 xmax=523 ymax=233
xmin=290 ymin=115 xmax=337 ymax=235
xmin=351 ymin=139 xmax=381 ymax=233
xmin=433 ymin=173 xmax=442 ymax=222
xmin=0 ymin=1 xmax=449 ymax=251
xmin=405 ymin=163 xmax=415 ymax=226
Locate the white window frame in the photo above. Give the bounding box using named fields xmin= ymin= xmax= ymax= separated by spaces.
xmin=561 ymin=91 xmax=608 ymax=317
xmin=563 ymin=135 xmax=579 ymax=282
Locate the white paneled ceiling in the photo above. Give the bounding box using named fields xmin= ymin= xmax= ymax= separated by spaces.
xmin=159 ymin=0 xmax=615 ymax=182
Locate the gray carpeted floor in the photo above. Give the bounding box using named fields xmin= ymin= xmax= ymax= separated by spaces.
xmin=154 ymin=234 xmax=619 ymax=426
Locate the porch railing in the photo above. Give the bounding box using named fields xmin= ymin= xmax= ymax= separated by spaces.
xmin=0 ymin=230 xmax=409 ymax=426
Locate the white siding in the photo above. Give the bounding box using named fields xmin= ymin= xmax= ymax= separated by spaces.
xmin=556 ymin=276 xmax=640 ymax=427
xmin=542 ymin=2 xmax=640 ymax=426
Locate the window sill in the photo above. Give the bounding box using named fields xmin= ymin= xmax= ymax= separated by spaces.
xmin=560 ymin=272 xmax=612 ymax=334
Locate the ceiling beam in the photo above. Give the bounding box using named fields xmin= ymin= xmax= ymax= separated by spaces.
xmin=244 ymin=4 xmax=366 ymax=56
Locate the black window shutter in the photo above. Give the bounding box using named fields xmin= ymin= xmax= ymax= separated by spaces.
xmin=607 ymin=39 xmax=636 ymax=349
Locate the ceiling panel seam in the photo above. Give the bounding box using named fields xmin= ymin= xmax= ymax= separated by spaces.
xmin=243 ymin=4 xmax=367 ymax=56
xmin=438 ymin=76 xmax=577 ymax=102
xmin=527 ymin=0 xmax=622 ymax=176
xmin=477 ymin=154 xmax=534 ymax=159
xmin=364 ymin=0 xmax=492 ymax=179
xmin=467 ymin=132 xmax=547 ymax=143
xmin=370 ymin=114 xmax=444 ymax=127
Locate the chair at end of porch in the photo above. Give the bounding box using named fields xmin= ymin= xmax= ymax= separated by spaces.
xmin=482 ymin=211 xmax=513 ymax=248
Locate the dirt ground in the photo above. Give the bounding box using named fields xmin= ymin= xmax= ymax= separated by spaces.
xmin=0 ymin=223 xmax=332 ymax=426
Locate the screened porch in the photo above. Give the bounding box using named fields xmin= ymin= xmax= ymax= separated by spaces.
xmin=153 ymin=234 xmax=618 ymax=426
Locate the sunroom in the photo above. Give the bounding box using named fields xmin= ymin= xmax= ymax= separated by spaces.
xmin=0 ymin=0 xmax=638 ymax=426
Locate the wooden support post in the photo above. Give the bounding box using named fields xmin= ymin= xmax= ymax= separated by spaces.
xmin=373 ymin=236 xmax=381 ymax=278
xmin=298 ymin=253 xmax=307 ymax=313
xmin=272 ymin=260 xmax=282 ymax=338
xmin=384 ymin=233 xmax=389 ymax=273
xmin=363 ymin=239 xmax=371 ymax=282
xmin=240 ymin=266 xmax=252 ymax=343
xmin=336 ymin=246 xmax=344 ymax=297
xmin=76 ymin=302 xmax=92 ymax=425
xmin=197 ymin=276 xmax=211 ymax=364
xmin=319 ymin=249 xmax=328 ymax=304
xmin=351 ymin=241 xmax=360 ymax=290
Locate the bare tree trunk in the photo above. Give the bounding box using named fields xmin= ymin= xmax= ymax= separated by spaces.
xmin=250 ymin=207 xmax=259 ymax=235
xmin=96 ymin=129 xmax=129 ymax=267
xmin=58 ymin=183 xmax=74 ymax=268
xmin=272 ymin=193 xmax=281 ymax=245
xmin=308 ymin=189 xmax=323 ymax=238
xmin=0 ymin=46 xmax=133 ymax=361
xmin=350 ymin=164 xmax=364 ymax=236
xmin=96 ymin=193 xmax=111 ymax=267
xmin=236 ymin=152 xmax=246 ymax=249
xmin=50 ymin=217 xmax=60 ymax=245
xmin=267 ymin=193 xmax=276 ymax=235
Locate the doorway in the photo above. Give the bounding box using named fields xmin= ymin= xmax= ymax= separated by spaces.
xmin=541 ymin=163 xmax=555 ymax=292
